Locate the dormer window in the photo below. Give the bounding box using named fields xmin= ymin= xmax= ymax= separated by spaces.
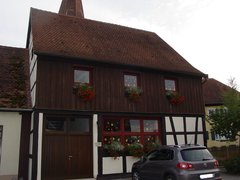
xmin=124 ymin=73 xmax=139 ymax=87
xmin=164 ymin=79 xmax=176 ymax=91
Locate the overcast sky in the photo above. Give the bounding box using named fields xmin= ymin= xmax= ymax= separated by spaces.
xmin=1 ymin=0 xmax=240 ymax=88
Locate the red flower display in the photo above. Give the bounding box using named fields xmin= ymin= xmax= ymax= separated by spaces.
xmin=166 ymin=91 xmax=185 ymax=105
xmin=73 ymin=83 xmax=96 ymax=101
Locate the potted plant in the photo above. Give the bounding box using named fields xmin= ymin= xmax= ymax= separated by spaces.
xmin=103 ymin=141 xmax=124 ymax=159
xmin=73 ymin=82 xmax=96 ymax=101
xmin=166 ymin=91 xmax=184 ymax=105
xmin=125 ymin=143 xmax=144 ymax=158
xmin=143 ymin=142 xmax=160 ymax=154
xmin=125 ymin=86 xmax=143 ymax=102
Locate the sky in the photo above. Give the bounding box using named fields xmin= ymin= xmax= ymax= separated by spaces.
xmin=0 ymin=0 xmax=240 ymax=89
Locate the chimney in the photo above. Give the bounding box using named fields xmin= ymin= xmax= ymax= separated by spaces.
xmin=59 ymin=0 xmax=84 ymax=18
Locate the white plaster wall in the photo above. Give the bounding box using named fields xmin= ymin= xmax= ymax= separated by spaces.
xmin=197 ymin=134 xmax=204 ymax=146
xmin=29 ymin=31 xmax=37 ymax=107
xmin=165 ymin=117 xmax=184 ymax=132
xmin=126 ymin=156 xmax=140 ymax=173
xmin=187 ymin=134 xmax=195 ymax=144
xmin=186 ymin=117 xmax=196 ymax=131
xmin=28 ymin=159 xmax=32 ymax=180
xmin=37 ymin=113 xmax=43 ymax=180
xmin=103 ymin=157 xmax=123 ymax=174
xmin=165 ymin=116 xmax=204 ymax=145
xmin=165 ymin=117 xmax=172 ymax=132
xmin=166 ymin=135 xmax=175 ymax=145
xmin=172 ymin=117 xmax=184 ymax=132
xmin=198 ymin=117 xmax=203 ymax=131
xmin=93 ymin=114 xmax=98 ymax=178
xmin=0 ymin=112 xmax=21 ymax=176
xmin=176 ymin=135 xmax=185 ymax=145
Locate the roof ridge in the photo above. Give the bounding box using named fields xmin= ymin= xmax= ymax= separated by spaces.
xmin=31 ymin=8 xmax=157 ymax=35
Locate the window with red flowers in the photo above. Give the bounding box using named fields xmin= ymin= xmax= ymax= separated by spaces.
xmin=102 ymin=117 xmax=162 ymax=146
xmin=73 ymin=67 xmax=95 ymax=101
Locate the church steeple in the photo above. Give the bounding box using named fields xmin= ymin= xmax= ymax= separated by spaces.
xmin=59 ymin=0 xmax=84 ymax=18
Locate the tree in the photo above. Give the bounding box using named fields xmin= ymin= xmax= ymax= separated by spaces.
xmin=208 ymin=78 xmax=240 ymax=141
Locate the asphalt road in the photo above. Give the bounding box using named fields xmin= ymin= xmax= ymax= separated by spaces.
xmin=116 ymin=172 xmax=240 ymax=180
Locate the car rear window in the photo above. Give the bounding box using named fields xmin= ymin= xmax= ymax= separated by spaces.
xmin=180 ymin=148 xmax=213 ymax=161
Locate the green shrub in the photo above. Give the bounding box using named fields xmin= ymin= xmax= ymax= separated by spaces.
xmin=224 ymin=156 xmax=240 ymax=174
xmin=125 ymin=143 xmax=144 ymax=157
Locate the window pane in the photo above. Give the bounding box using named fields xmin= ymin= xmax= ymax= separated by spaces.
xmin=46 ymin=117 xmax=65 ymax=132
xmin=125 ymin=136 xmax=141 ymax=145
xmin=165 ymin=79 xmax=176 ymax=91
xmin=124 ymin=74 xmax=137 ymax=87
xmin=181 ymin=148 xmax=213 ymax=161
xmin=103 ymin=119 xmax=120 ymax=132
xmin=144 ymin=120 xmax=158 ymax=132
xmin=74 ymin=69 xmax=90 ymax=83
xmin=149 ymin=149 xmax=173 ymax=161
xmin=69 ymin=117 xmax=89 ymax=133
xmin=124 ymin=119 xmax=140 ymax=132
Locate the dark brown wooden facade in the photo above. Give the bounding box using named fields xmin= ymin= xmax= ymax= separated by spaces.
xmin=35 ymin=55 xmax=205 ymax=115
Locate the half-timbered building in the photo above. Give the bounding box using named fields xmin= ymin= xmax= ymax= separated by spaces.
xmin=1 ymin=0 xmax=208 ymax=179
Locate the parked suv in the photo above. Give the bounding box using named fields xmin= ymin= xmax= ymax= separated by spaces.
xmin=132 ymin=144 xmax=221 ymax=180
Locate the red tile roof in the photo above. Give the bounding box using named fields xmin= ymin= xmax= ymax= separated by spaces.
xmin=203 ymin=78 xmax=232 ymax=106
xmin=0 ymin=45 xmax=31 ymax=109
xmin=30 ymin=8 xmax=206 ymax=77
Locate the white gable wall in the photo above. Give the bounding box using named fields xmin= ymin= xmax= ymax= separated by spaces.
xmin=0 ymin=112 xmax=22 ymax=178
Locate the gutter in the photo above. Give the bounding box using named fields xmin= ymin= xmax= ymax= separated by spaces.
xmin=202 ymin=76 xmax=208 ymax=84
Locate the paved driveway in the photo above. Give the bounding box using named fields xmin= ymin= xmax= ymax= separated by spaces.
xmin=221 ymin=172 xmax=240 ymax=180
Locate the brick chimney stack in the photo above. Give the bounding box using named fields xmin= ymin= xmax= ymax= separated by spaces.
xmin=59 ymin=0 xmax=84 ymax=18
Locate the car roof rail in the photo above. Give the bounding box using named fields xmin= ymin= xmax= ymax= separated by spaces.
xmin=174 ymin=145 xmax=181 ymax=148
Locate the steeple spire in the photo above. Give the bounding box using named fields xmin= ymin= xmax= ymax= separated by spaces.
xmin=59 ymin=0 xmax=84 ymax=18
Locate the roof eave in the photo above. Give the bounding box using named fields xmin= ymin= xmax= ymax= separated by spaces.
xmin=34 ymin=51 xmax=207 ymax=78
xmin=0 ymin=108 xmax=32 ymax=112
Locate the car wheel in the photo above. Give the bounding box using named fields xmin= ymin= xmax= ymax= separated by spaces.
xmin=164 ymin=174 xmax=176 ymax=180
xmin=132 ymin=170 xmax=141 ymax=180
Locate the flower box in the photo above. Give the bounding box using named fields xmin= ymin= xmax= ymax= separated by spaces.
xmin=166 ymin=91 xmax=184 ymax=105
xmin=125 ymin=86 xmax=143 ymax=102
xmin=73 ymin=82 xmax=95 ymax=101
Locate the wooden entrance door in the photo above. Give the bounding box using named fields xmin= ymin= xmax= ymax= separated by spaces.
xmin=42 ymin=116 xmax=93 ymax=180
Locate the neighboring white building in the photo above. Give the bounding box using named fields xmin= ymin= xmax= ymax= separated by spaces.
xmin=0 ymin=46 xmax=32 ymax=180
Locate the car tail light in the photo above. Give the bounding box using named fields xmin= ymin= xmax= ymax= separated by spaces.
xmin=177 ymin=162 xmax=193 ymax=170
xmin=214 ymin=160 xmax=219 ymax=168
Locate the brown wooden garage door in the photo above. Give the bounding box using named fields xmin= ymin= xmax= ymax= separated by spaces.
xmin=42 ymin=116 xmax=93 ymax=180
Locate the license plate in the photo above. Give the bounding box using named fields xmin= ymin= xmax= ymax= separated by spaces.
xmin=200 ymin=174 xmax=214 ymax=179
